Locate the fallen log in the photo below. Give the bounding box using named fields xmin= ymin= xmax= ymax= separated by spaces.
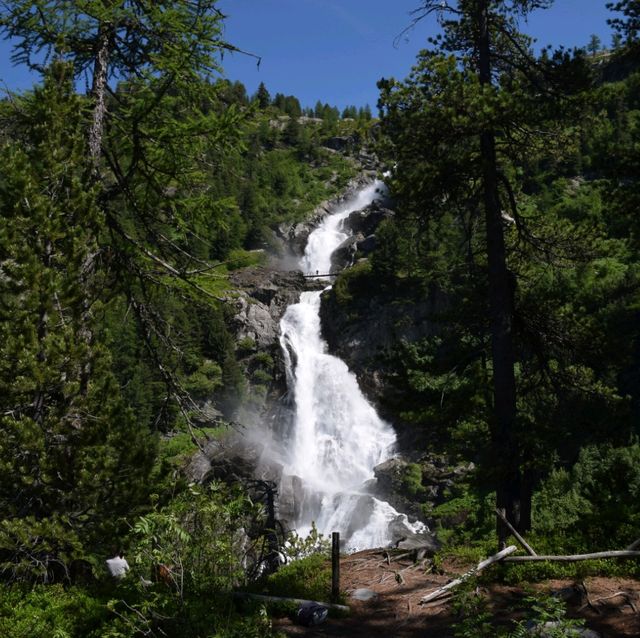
xmin=626 ymin=538 xmax=640 ymax=551
xmin=233 ymin=592 xmax=350 ymax=613
xmin=420 ymin=545 xmax=517 ymax=604
xmin=495 ymin=508 xmax=537 ymax=556
xmin=503 ymin=550 xmax=640 ymax=563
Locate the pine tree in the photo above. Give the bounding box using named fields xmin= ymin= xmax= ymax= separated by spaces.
xmin=608 ymin=0 xmax=640 ymax=48
xmin=379 ymin=0 xmax=594 ymax=543
xmin=588 ymin=34 xmax=602 ymax=56
xmin=255 ymin=81 xmax=271 ymax=109
xmin=1 ymin=2 xmax=247 ymax=425
xmin=0 ymin=65 xmax=156 ymax=582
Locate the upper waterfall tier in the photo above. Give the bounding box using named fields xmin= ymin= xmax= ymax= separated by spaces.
xmin=301 ymin=180 xmax=386 ymax=275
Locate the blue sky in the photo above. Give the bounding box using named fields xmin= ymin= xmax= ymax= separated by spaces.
xmin=0 ymin=1 xmax=618 ymax=110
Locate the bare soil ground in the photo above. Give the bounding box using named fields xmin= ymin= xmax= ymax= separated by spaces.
xmin=273 ymin=549 xmax=640 ymax=637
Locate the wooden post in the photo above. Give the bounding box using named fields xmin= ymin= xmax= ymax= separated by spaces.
xmin=331 ymin=532 xmax=340 ymax=603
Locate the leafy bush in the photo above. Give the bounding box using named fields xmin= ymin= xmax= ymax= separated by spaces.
xmin=0 ymin=585 xmax=107 ymax=638
xmin=401 ymin=462 xmax=425 ymax=495
xmin=254 ymin=553 xmax=333 ymax=603
xmin=184 ymin=360 xmax=223 ymax=399
xmin=450 ymin=585 xmax=586 ymax=638
xmin=532 ymin=443 xmax=640 ymax=551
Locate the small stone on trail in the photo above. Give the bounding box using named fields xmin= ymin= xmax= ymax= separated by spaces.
xmin=351 ymin=588 xmax=379 ymax=601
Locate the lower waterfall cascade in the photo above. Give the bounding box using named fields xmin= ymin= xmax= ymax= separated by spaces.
xmin=277 ymin=179 xmax=426 ymax=551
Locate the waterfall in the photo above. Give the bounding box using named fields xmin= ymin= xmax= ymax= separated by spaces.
xmin=278 ymin=180 xmax=425 ymax=551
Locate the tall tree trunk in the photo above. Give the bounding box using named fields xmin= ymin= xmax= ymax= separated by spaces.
xmin=80 ymin=19 xmax=113 ymax=396
xmin=88 ymin=21 xmax=112 ymax=166
xmin=476 ymin=0 xmax=521 ymax=547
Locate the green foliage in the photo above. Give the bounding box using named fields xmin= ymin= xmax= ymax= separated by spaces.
xmin=184 ymin=360 xmax=223 ymax=400
xmin=0 ymin=584 xmax=107 ymax=638
xmin=401 ymin=463 xmax=425 ymax=496
xmin=373 ymin=0 xmax=640 ymax=548
xmin=431 ymin=489 xmax=496 ymax=546
xmin=331 ymin=260 xmax=374 ymax=307
xmin=283 ymin=522 xmax=330 ymax=561
xmin=255 ymin=553 xmax=333 ymax=603
xmin=532 ymin=443 xmax=640 ymax=551
xmin=450 ymin=585 xmax=586 ymax=638
xmin=130 ymin=483 xmax=256 ymax=594
xmin=451 ymin=585 xmax=495 ymax=638
xmin=507 ymin=592 xmax=585 ymax=637
xmin=0 ymin=66 xmax=156 ymax=581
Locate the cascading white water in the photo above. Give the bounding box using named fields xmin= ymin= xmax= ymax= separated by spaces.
xmin=279 ymin=180 xmax=425 ymax=551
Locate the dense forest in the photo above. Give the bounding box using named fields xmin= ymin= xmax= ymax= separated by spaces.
xmin=0 ymin=1 xmax=639 ymax=636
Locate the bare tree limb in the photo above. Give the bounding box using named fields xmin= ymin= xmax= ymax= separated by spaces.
xmin=420 ymin=545 xmax=517 ymax=604
xmin=504 ymin=551 xmax=640 ymax=563
xmin=495 ymin=508 xmax=537 ymax=556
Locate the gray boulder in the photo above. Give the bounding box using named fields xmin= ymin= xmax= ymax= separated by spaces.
xmin=343 ymin=202 xmax=394 ymax=236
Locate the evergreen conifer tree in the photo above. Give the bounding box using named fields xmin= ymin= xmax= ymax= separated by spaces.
xmin=0 ymin=65 xmax=156 ymax=582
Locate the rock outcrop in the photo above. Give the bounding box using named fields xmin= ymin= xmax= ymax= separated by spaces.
xmin=329 ymin=200 xmax=395 ymax=271
xmin=226 ymin=267 xmax=323 ymax=348
xmin=343 ymin=200 xmax=394 ymax=236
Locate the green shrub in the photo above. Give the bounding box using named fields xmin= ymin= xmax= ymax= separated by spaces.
xmin=0 ymin=585 xmax=107 ymax=638
xmin=332 ymin=260 xmax=373 ymax=306
xmin=251 ymin=369 xmax=273 ymax=385
xmin=253 ymin=554 xmax=333 ymax=603
xmin=532 ymin=443 xmax=640 ymax=552
xmin=254 ymin=351 xmax=274 ymax=367
xmin=401 ymin=463 xmax=425 ymax=495
xmin=184 ymin=360 xmax=223 ymax=400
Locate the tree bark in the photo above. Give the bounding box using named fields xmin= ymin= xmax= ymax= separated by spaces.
xmin=80 ymin=17 xmax=113 ymax=395
xmin=88 ymin=21 xmax=112 ymax=166
xmin=476 ymin=0 xmax=521 ymax=546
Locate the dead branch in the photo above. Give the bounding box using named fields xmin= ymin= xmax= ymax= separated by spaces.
xmin=626 ymin=538 xmax=640 ymax=551
xmin=503 ymin=550 xmax=640 ymax=563
xmin=590 ymin=591 xmax=639 ymax=613
xmin=577 ymin=581 xmax=601 ymax=614
xmin=420 ymin=591 xmax=454 ymax=608
xmin=232 ymin=592 xmax=349 ymax=613
xmin=420 ymin=545 xmax=517 ymax=604
xmin=495 ymin=508 xmax=537 ymax=556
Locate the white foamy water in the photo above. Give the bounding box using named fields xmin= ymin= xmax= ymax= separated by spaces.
xmin=278 ymin=180 xmax=425 ymax=551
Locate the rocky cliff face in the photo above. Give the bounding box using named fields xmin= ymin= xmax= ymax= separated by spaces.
xmin=226 ymin=267 xmax=322 ymax=348
xmin=320 ymin=279 xmax=447 ymax=444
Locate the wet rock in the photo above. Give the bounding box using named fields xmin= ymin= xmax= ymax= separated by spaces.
xmin=226 ymin=268 xmax=324 ymax=350
xmin=331 ymin=235 xmax=361 ymax=271
xmin=393 ymin=532 xmax=441 ymax=558
xmin=343 ymin=202 xmax=394 ymax=236
xmin=323 ymin=135 xmax=358 ymax=152
xmin=228 ymin=296 xmax=277 ymax=348
xmin=356 ymin=234 xmax=377 ymax=255
xmin=320 ymin=281 xmax=448 ymax=437
xmin=185 ymin=435 xmax=263 ymax=485
xmin=277 ymin=474 xmax=306 ymax=525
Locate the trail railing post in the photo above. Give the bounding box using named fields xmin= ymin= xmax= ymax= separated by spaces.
xmin=331 ymin=532 xmax=340 ymax=603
